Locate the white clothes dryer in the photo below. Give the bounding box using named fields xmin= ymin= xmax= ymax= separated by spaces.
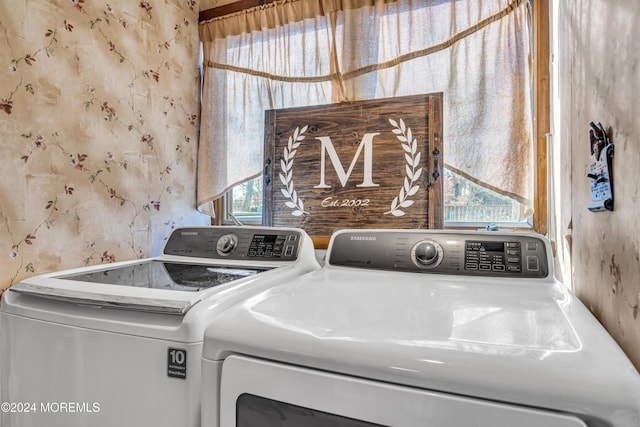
xmin=0 ymin=226 xmax=319 ymax=427
xmin=201 ymin=229 xmax=640 ymax=427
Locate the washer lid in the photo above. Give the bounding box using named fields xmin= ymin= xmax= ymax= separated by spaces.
xmin=10 ymin=260 xmax=271 ymax=315
xmin=57 ymin=261 xmax=268 ymax=292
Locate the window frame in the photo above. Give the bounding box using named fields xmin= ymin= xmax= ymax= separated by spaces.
xmin=202 ymin=0 xmax=550 ymax=234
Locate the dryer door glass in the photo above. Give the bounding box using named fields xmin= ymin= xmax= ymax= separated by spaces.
xmin=237 ymin=394 xmax=384 ymax=427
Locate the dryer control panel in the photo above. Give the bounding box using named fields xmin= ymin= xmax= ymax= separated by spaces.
xmin=464 ymin=240 xmax=539 ymax=274
xmin=329 ymin=230 xmax=549 ymax=278
xmin=163 ymin=227 xmax=302 ymax=261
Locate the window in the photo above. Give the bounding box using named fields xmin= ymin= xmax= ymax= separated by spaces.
xmin=200 ymin=0 xmax=542 ymax=230
xmin=443 ymin=170 xmax=528 ymax=226
xmin=226 ymin=178 xmax=263 ymax=224
xmin=226 ymin=169 xmax=528 ymax=226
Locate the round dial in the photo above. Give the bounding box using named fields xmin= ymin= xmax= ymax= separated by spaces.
xmin=411 ymin=240 xmax=443 ymax=269
xmin=216 ymin=233 xmax=238 ymax=256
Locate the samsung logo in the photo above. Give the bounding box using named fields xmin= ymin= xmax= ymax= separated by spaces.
xmin=180 ymin=231 xmax=199 ymax=236
xmin=350 ymin=236 xmax=377 ymax=241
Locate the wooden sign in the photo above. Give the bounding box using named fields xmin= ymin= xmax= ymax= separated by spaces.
xmin=263 ymin=93 xmax=443 ymax=243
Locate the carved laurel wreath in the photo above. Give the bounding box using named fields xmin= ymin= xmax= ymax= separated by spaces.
xmin=279 ymin=125 xmax=309 ymax=216
xmin=279 ymin=119 xmax=422 ymax=217
xmin=384 ymin=118 xmax=423 ymax=217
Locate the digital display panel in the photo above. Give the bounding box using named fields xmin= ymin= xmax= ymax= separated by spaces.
xmin=478 ymin=241 xmax=504 ymax=252
xmin=248 ymin=234 xmax=293 ymax=258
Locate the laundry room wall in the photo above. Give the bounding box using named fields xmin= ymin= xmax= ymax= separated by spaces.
xmin=0 ymin=0 xmax=209 ymax=292
xmin=554 ymin=0 xmax=640 ymax=369
xmin=200 ymin=0 xmax=222 ymax=9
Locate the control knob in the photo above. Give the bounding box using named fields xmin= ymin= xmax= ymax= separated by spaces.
xmin=216 ymin=233 xmax=238 ymax=256
xmin=411 ymin=240 xmax=443 ymax=269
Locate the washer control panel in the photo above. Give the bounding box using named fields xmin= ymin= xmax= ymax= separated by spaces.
xmin=164 ymin=227 xmax=302 ymax=261
xmin=465 ymin=240 xmax=526 ymax=273
xmin=462 ymin=239 xmax=548 ymax=275
xmin=246 ymin=233 xmax=299 ymax=259
xmin=329 ymin=230 xmax=549 ymax=278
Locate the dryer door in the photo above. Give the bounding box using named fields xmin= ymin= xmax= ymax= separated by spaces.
xmin=219 ymin=355 xmax=587 ymax=427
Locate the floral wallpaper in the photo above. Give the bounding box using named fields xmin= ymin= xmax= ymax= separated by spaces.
xmin=0 ymin=0 xmax=209 ymax=293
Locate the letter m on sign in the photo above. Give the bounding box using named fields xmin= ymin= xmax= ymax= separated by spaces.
xmin=263 ymin=93 xmax=444 ymax=240
xmin=313 ymin=133 xmax=380 ymax=189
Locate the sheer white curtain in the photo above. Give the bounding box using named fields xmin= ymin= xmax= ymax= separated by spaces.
xmin=198 ymin=0 xmax=532 ymax=217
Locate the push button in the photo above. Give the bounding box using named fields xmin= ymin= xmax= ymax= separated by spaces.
xmin=527 ymin=255 xmax=539 ymax=271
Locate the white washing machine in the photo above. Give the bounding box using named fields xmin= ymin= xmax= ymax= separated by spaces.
xmin=201 ymin=229 xmax=640 ymax=427
xmin=0 ymin=226 xmax=319 ymax=427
